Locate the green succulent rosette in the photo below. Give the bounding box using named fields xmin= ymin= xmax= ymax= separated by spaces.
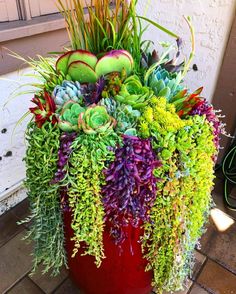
xmin=78 ymin=105 xmax=116 ymax=134
xmin=58 ymin=100 xmax=85 ymax=132
xmin=115 ymin=75 xmax=153 ymax=109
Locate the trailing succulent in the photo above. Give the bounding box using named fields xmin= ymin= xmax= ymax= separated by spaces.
xmin=60 ymin=131 xmax=121 ymax=266
xmin=23 ymin=122 xmax=66 ymax=275
xmin=139 ymin=99 xmax=216 ymax=292
xmin=102 ymin=135 xmax=161 ymax=244
xmin=22 ymin=1 xmax=223 ymax=293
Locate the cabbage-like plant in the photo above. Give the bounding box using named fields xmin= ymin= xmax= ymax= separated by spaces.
xmin=115 ymin=75 xmax=153 ymax=109
xmin=78 ymin=105 xmax=116 ymax=134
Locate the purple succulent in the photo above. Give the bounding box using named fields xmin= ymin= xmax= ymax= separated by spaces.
xmin=81 ymin=78 xmax=105 ymax=105
xmin=52 ymin=132 xmax=77 ymax=211
xmin=52 ymin=132 xmax=77 ymax=183
xmin=102 ymin=135 xmax=162 ymax=244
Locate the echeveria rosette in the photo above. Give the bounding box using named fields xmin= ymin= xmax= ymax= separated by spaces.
xmin=81 ymin=77 xmax=105 ymax=106
xmin=52 ymin=80 xmax=83 ymax=108
xmin=30 ymin=92 xmax=57 ymax=128
xmin=102 ymin=135 xmax=161 ymax=244
xmin=99 ymin=98 xmax=140 ymax=136
xmin=115 ymin=75 xmax=153 ymax=109
xmin=78 ymin=105 xmax=116 ymax=134
xmin=58 ymin=101 xmax=85 ymax=132
xmin=149 ymin=66 xmax=186 ymax=101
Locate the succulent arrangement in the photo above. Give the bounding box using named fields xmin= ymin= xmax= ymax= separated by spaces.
xmin=18 ymin=0 xmax=224 ymax=293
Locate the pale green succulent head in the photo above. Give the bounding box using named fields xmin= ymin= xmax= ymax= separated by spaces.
xmin=78 ymin=105 xmax=116 ymax=134
xmin=58 ymin=101 xmax=85 ymax=132
xmin=115 ymin=75 xmax=153 ymax=109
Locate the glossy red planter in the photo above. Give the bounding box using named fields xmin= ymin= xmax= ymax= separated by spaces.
xmin=63 ymin=211 xmax=153 ymax=294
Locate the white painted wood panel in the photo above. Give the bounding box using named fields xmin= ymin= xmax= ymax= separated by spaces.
xmin=0 ymin=68 xmax=35 ymax=195
xmin=29 ymin=0 xmax=86 ymax=18
xmin=0 ymin=0 xmax=19 ymax=22
xmin=28 ymin=0 xmax=40 ymax=18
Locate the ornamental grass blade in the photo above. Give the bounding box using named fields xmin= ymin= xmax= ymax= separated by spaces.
xmin=137 ymin=16 xmax=179 ymax=39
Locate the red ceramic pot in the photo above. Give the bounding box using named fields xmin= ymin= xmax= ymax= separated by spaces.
xmin=63 ymin=211 xmax=153 ymax=294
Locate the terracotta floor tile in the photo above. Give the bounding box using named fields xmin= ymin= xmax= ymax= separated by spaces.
xmin=191 ymin=251 xmax=206 ymax=281
xmin=163 ymin=279 xmax=192 ymax=294
xmin=53 ymin=278 xmax=81 ymax=294
xmin=0 ymin=211 xmax=24 ymax=247
xmin=189 ymin=283 xmax=209 ymax=294
xmin=29 ymin=264 xmax=68 ymax=294
xmin=197 ymin=259 xmax=236 ymax=294
xmin=6 ymin=277 xmax=43 ymax=294
xmin=199 ymin=217 xmax=236 ymax=273
xmin=0 ymin=231 xmax=33 ymax=293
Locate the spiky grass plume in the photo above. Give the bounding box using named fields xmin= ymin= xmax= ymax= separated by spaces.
xmin=57 ymin=0 xmax=131 ymax=52
xmin=57 ymin=0 xmax=149 ymax=72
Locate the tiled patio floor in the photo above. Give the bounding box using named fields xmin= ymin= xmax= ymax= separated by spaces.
xmin=1 ymin=178 xmax=236 ymax=294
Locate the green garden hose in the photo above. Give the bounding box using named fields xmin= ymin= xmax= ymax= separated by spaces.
xmin=221 ymin=143 xmax=236 ymax=210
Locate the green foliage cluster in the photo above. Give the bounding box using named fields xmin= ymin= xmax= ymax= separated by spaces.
xmin=23 ymin=122 xmax=66 ymax=275
xmin=139 ymin=98 xmax=216 ymax=292
xmin=139 ymin=96 xmax=188 ymax=139
xmin=61 ymin=131 xmax=121 ymax=266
